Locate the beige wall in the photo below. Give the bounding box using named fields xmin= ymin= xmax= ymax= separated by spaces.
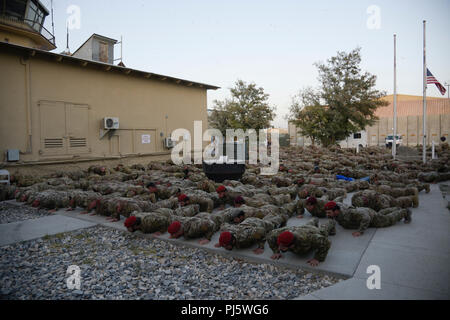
xmin=0 ymin=50 xmax=210 ymax=165
xmin=367 ymin=115 xmax=450 ymax=146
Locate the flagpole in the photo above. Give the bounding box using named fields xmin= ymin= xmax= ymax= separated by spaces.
xmin=423 ymin=20 xmax=427 ymax=164
xmin=393 ymin=34 xmax=397 ymax=160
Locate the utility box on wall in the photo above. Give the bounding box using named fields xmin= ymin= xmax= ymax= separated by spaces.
xmin=6 ymin=149 xmax=20 ymax=162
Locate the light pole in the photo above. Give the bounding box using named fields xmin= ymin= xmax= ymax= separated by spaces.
xmin=445 ymin=82 xmax=450 ymax=100
xmin=393 ymin=34 xmax=397 ymax=160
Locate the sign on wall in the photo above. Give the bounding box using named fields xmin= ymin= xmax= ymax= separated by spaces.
xmin=142 ymin=134 xmax=151 ymax=144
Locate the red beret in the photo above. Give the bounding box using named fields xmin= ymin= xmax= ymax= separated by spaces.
xmin=306 ymin=197 xmax=317 ymax=205
xmin=324 ymin=201 xmax=337 ymax=211
xmin=168 ymin=221 xmax=182 ymax=235
xmin=277 ymin=231 xmax=294 ymax=247
xmin=124 ymin=216 xmax=137 ymax=228
xmin=216 ymin=186 xmax=227 ymax=193
xmin=178 ymin=194 xmax=188 ymax=202
xmin=234 ymin=196 xmax=245 ymax=205
xmin=219 ymin=232 xmax=232 ymax=247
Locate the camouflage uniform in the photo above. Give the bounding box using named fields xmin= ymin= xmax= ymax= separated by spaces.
xmin=88 ymin=165 xmax=110 ymax=176
xmin=270 ymin=194 xmax=292 ymax=206
xmin=31 ymin=190 xmax=71 ymax=210
xmin=352 ymin=190 xmax=418 ymax=211
xmin=134 ymin=209 xmax=176 ymax=234
xmin=242 ymin=194 xmax=272 ymax=208
xmin=69 ymin=190 xmax=101 ymax=210
xmin=197 ymin=180 xmax=217 ymax=193
xmin=174 ymin=204 xmax=200 ymax=217
xmin=321 ymin=187 xmax=347 ymax=201
xmin=418 ymin=172 xmax=450 ymax=183
xmin=298 ymin=198 xmax=328 ymax=218
xmin=298 ymin=185 xmax=324 ymax=199
xmin=375 ymin=185 xmax=418 ymax=198
xmin=186 ymin=194 xmax=214 ymax=213
xmin=179 ymin=216 xmax=217 ymax=240
xmin=154 ymin=197 xmax=178 ymax=209
xmin=0 ymin=185 xmax=18 ymax=202
xmin=220 ymin=213 xmax=288 ymax=250
xmin=267 ymin=218 xmax=335 ymax=262
xmin=333 ymin=203 xmax=410 ymax=233
xmin=213 ymin=192 xmax=237 ymax=209
xmin=267 ymin=185 xmax=298 ymax=199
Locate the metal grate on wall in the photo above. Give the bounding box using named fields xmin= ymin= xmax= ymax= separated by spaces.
xmin=44 ymin=138 xmax=64 ymax=149
xmin=70 ymin=138 xmax=87 ymax=148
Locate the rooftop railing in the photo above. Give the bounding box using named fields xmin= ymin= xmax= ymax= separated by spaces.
xmin=0 ymin=14 xmax=55 ymax=45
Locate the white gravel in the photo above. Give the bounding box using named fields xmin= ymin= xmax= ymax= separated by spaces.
xmin=0 ymin=225 xmax=342 ymax=300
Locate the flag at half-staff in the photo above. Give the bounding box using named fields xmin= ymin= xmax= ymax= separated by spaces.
xmin=427 ymin=69 xmax=447 ymax=96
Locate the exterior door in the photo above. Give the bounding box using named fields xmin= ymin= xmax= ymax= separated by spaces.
xmin=39 ymin=101 xmax=67 ymax=155
xmin=39 ymin=101 xmax=90 ymax=157
xmin=67 ymin=104 xmax=90 ymax=154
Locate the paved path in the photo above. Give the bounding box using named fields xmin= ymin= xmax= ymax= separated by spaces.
xmin=0 ymin=214 xmax=97 ymax=247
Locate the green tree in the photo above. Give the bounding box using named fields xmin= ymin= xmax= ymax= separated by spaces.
xmin=208 ymin=80 xmax=276 ymax=135
xmin=289 ymin=48 xmax=388 ymax=147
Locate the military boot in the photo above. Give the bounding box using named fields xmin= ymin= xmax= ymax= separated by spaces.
xmin=404 ymin=208 xmax=412 ymax=224
xmin=412 ymin=194 xmax=419 ymax=208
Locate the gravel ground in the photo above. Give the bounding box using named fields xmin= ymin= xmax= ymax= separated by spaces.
xmin=0 ymin=202 xmax=53 ymax=224
xmin=0 ymin=226 xmax=342 ymax=300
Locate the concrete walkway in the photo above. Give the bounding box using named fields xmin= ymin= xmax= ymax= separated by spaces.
xmin=1 ymin=183 xmax=448 ymax=299
xmin=0 ymin=214 xmax=97 ymax=247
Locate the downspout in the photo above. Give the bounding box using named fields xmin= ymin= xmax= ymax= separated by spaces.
xmin=19 ymin=55 xmax=32 ymax=155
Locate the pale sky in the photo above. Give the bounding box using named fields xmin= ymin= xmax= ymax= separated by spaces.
xmin=42 ymin=0 xmax=450 ymax=128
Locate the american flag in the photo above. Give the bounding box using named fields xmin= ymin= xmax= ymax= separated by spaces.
xmin=427 ymin=69 xmax=447 ymax=96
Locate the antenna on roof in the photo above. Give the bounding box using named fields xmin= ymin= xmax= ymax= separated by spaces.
xmin=61 ymin=23 xmax=71 ymax=55
xmin=51 ymin=0 xmax=55 ymax=39
xmin=114 ymin=35 xmax=124 ymax=66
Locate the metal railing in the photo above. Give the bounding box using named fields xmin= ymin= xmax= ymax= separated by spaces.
xmin=0 ymin=14 xmax=55 ymax=45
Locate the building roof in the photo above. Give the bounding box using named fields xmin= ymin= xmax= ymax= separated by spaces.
xmin=383 ymin=94 xmax=447 ymax=103
xmin=0 ymin=41 xmax=220 ymax=90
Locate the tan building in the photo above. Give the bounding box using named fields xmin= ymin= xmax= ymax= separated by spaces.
xmin=288 ymin=94 xmax=450 ymax=147
xmin=367 ymin=94 xmax=449 ymax=146
xmin=0 ymin=0 xmax=219 ymax=174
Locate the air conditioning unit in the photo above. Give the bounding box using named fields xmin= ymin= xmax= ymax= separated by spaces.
xmin=164 ymin=137 xmax=175 ymax=149
xmin=103 ymin=117 xmax=119 ymax=130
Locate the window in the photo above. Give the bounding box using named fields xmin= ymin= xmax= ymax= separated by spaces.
xmin=25 ymin=0 xmax=45 ymax=32
xmin=354 ymin=133 xmax=362 ymax=139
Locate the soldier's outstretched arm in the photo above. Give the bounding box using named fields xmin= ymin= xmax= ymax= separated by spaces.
xmin=358 ymin=212 xmax=371 ymax=235
xmin=253 ymin=238 xmax=266 ymax=255
xmin=310 ymin=234 xmax=331 ymax=263
xmin=267 ymin=231 xmax=282 ymax=259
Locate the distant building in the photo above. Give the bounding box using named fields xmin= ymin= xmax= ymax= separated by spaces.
xmin=367 ymin=94 xmax=449 ymax=146
xmin=0 ymin=0 xmax=219 ymax=173
xmin=288 ymin=94 xmax=450 ymax=148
